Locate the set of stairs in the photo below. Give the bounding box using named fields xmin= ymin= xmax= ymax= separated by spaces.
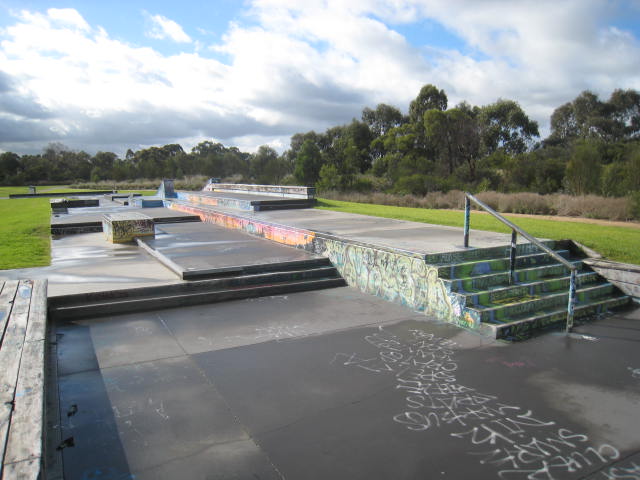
xmin=49 ymin=259 xmax=346 ymax=321
xmin=429 ymin=240 xmax=631 ymax=340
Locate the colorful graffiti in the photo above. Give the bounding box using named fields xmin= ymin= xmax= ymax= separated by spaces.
xmin=313 ymin=236 xmax=465 ymax=324
xmin=103 ymin=214 xmax=154 ymax=243
xmin=166 ymin=200 xmax=475 ymax=327
xmin=168 ymin=202 xmax=315 ymax=249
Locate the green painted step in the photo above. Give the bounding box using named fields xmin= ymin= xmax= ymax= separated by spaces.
xmin=443 ymin=261 xmax=585 ymax=292
xmin=471 ymin=283 xmax=616 ymax=323
xmin=457 ymin=271 xmax=601 ymax=307
xmin=424 ymin=240 xmax=565 ymax=265
xmin=438 ymin=250 xmax=573 ymax=279
xmin=478 ymin=295 xmax=631 ymax=340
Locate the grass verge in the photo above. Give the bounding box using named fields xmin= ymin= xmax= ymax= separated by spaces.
xmin=0 ymin=198 xmax=51 ymax=270
xmin=317 ymin=198 xmax=640 ymax=265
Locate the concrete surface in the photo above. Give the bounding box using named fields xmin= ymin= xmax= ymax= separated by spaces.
xmin=0 ymin=233 xmax=177 ymax=297
xmin=53 ymin=288 xmax=640 ymax=480
xmin=138 ymin=222 xmax=326 ymax=277
xmin=200 ymin=206 xmax=538 ymax=255
xmin=51 ymin=205 xmax=199 ymax=226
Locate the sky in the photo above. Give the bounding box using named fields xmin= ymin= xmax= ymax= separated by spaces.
xmin=0 ymin=0 xmax=639 ymax=156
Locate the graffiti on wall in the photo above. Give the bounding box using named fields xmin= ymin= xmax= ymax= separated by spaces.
xmin=168 ymin=202 xmax=315 ymax=249
xmin=103 ymin=215 xmax=154 ymax=243
xmin=167 ymin=200 xmax=477 ymax=328
xmin=313 ymin=236 xmax=474 ymax=328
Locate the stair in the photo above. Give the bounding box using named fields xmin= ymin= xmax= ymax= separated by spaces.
xmin=437 ymin=240 xmax=631 ymax=340
xmin=49 ymin=264 xmax=346 ymax=320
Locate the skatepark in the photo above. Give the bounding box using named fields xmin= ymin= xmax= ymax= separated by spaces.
xmin=0 ymin=181 xmax=639 ymax=479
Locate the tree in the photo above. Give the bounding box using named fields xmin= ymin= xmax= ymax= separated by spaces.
xmin=362 ymin=103 xmax=405 ymax=136
xmin=409 ymin=84 xmax=447 ymax=124
xmin=565 ymin=141 xmax=602 ymax=194
xmin=424 ymin=108 xmax=480 ymax=179
xmin=250 ymin=145 xmax=279 ymax=184
xmin=479 ymin=99 xmax=539 ymax=155
xmin=294 ymin=139 xmax=323 ymax=185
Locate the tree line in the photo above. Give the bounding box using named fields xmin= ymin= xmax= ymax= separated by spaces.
xmin=1 ymin=85 xmax=639 ymax=198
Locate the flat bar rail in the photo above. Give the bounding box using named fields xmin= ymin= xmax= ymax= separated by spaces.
xmin=463 ymin=192 xmax=577 ymax=333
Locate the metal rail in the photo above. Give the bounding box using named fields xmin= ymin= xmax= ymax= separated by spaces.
xmin=463 ymin=192 xmax=577 ymax=333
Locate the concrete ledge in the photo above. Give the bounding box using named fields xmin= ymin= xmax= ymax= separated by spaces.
xmin=203 ymin=183 xmax=315 ymax=199
xmin=10 ymin=191 xmax=113 ymax=198
xmin=102 ymin=212 xmax=154 ymax=243
xmin=583 ymin=259 xmax=640 ymax=300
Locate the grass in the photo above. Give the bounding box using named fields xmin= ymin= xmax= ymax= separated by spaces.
xmin=317 ymin=198 xmax=640 ymax=265
xmin=0 ymin=198 xmax=51 ymax=270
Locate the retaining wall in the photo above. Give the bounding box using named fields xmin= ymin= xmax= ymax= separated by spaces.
xmin=164 ymin=200 xmax=469 ymax=328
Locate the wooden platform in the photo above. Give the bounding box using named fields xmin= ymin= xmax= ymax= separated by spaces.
xmin=0 ymin=279 xmax=47 ymax=479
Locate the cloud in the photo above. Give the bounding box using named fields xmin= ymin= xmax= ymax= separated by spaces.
xmin=0 ymin=2 xmax=638 ymax=155
xmin=146 ymin=13 xmax=192 ymax=43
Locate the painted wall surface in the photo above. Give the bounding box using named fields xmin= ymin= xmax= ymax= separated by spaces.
xmin=168 ymin=202 xmax=315 ymax=249
xmin=103 ymin=214 xmax=154 ymax=243
xmin=203 ymin=183 xmax=315 ymax=199
xmin=166 ymin=200 xmax=476 ymax=329
xmin=176 ymin=192 xmax=254 ymax=211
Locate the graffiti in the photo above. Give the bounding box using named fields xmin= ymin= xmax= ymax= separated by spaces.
xmin=103 ymin=214 xmax=154 ymax=243
xmin=168 ymin=202 xmax=315 ymax=249
xmin=178 ymin=192 xmax=254 ymax=211
xmin=314 ymin=237 xmax=465 ymax=324
xmin=629 ymin=367 xmax=640 ymax=379
xmin=334 ymin=327 xmax=625 ymax=479
xmin=595 ymin=462 xmax=640 ymax=479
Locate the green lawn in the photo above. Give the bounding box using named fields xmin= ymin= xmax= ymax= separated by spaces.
xmin=0 ymin=198 xmax=51 ymax=270
xmin=317 ymin=198 xmax=640 ymax=265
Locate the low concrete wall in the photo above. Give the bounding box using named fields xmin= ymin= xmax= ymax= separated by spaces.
xmin=10 ymin=191 xmax=113 ymax=198
xmin=583 ymin=259 xmax=640 ymax=300
xmin=203 ymin=183 xmax=315 ymax=199
xmin=102 ymin=213 xmax=154 ymax=243
xmin=164 ymin=200 xmax=469 ymax=329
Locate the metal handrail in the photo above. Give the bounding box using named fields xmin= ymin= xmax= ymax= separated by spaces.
xmin=463 ymin=192 xmax=577 ymax=333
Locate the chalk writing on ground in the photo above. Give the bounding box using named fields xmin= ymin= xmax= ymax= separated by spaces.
xmin=332 ymin=327 xmax=637 ymax=479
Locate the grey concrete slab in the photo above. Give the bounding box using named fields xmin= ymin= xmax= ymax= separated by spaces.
xmin=58 ymin=369 xmax=133 ymax=480
xmin=139 ymin=221 xmax=325 ymax=274
xmin=196 ymin=190 xmax=310 ymax=203
xmin=53 ymin=285 xmax=640 ymax=479
xmin=157 ymin=286 xmax=449 ymax=355
xmin=68 ymin=312 xmax=185 ymax=369
xmin=51 ymin=205 xmax=198 ymax=226
xmin=0 ymin=232 xmax=177 ymax=296
xmin=194 ymin=317 xmax=640 ymax=480
xmin=211 ymin=206 xmax=537 ymax=254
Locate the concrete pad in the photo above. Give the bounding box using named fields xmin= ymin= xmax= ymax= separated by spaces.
xmin=53 ymin=285 xmax=640 ymax=479
xmin=139 ymin=221 xmax=325 ymax=276
xmin=52 ymin=205 xmax=198 ymax=227
xmin=0 ymin=233 xmax=177 ymax=296
xmin=211 ymin=206 xmax=536 ymax=254
xmin=157 ymin=286 xmax=446 ymax=355
xmin=67 ymin=312 xmax=185 ymax=369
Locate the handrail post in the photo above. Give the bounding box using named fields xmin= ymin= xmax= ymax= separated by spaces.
xmin=463 ymin=195 xmax=470 ymax=248
xmin=566 ymin=269 xmax=577 ymax=333
xmin=509 ymin=230 xmax=517 ymax=285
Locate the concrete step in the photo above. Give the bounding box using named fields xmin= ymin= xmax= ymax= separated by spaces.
xmin=444 ymin=261 xmax=586 ymax=292
xmin=479 ymin=295 xmax=631 ymax=340
xmin=49 ymin=275 xmax=347 ymax=320
xmin=181 ymin=257 xmax=335 ymax=280
xmin=438 ymin=250 xmax=573 ymax=279
xmin=424 ymin=240 xmax=564 ymax=265
xmin=457 ymin=271 xmax=601 ymax=308
xmin=471 ymin=282 xmax=617 ymax=324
